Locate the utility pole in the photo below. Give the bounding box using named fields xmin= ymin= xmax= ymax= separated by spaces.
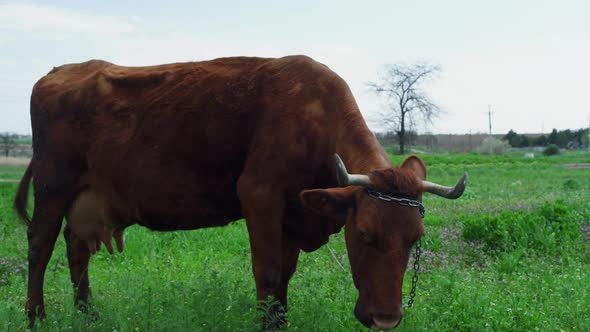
xmin=488 ymin=105 xmax=493 ymax=136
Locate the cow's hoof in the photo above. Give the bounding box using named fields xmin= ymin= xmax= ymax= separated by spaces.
xmin=77 ymin=301 xmax=100 ymax=321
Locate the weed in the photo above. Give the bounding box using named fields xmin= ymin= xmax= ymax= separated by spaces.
xmin=462 ymin=200 xmax=583 ymax=255
xmin=0 ymin=256 xmax=26 ymax=286
xmin=563 ymin=179 xmax=580 ymax=190
xmin=257 ymin=297 xmax=287 ymax=331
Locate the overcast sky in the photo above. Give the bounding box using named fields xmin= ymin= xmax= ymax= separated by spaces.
xmin=1 ymin=0 xmax=589 ymax=135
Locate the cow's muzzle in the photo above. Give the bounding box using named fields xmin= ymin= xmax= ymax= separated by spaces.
xmin=370 ymin=314 xmax=401 ymax=330
xmin=355 ymin=302 xmax=403 ymax=330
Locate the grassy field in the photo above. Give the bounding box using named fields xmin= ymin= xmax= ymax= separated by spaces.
xmin=1 ymin=151 xmax=589 ymax=331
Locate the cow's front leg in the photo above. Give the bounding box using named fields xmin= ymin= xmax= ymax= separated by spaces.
xmin=273 ymin=234 xmax=300 ymax=325
xmin=238 ymin=179 xmax=289 ymax=330
xmin=255 ymin=234 xmax=300 ymax=330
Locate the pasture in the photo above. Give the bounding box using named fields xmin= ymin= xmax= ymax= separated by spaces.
xmin=1 ymin=151 xmax=589 ymax=331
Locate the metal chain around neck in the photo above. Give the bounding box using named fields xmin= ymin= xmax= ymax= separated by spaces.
xmin=407 ymin=238 xmax=422 ymax=308
xmin=364 ymin=188 xmax=426 ymax=218
xmin=363 ymin=187 xmax=423 ymax=308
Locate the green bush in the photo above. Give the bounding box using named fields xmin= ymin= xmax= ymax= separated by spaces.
xmin=543 ymin=144 xmax=560 ymax=156
xmin=563 ymin=179 xmax=580 ymax=190
xmin=462 ymin=201 xmax=581 ymax=255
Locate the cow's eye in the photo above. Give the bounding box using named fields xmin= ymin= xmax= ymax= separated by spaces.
xmin=358 ymin=229 xmax=373 ymax=244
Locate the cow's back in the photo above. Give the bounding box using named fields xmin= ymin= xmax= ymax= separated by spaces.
xmin=29 ymin=56 xmax=353 ymax=231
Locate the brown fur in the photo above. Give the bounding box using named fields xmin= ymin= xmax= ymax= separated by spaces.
xmin=15 ymin=55 xmax=431 ymax=330
xmin=368 ymin=168 xmax=422 ymax=197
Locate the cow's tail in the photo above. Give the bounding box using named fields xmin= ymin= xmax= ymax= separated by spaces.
xmin=14 ymin=160 xmax=33 ymax=225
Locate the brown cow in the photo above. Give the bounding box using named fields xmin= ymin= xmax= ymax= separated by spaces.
xmin=14 ymin=55 xmax=467 ymax=330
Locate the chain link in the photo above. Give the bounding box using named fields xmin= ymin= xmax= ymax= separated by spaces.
xmin=407 ymin=238 xmax=421 ymax=308
xmin=365 ymin=188 xmax=425 ymax=218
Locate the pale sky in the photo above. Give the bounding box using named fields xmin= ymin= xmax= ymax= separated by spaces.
xmin=1 ymin=0 xmax=589 ymax=135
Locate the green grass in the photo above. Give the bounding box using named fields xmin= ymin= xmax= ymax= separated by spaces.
xmin=0 ymin=166 xmax=24 ymax=180
xmin=1 ymin=151 xmax=589 ymax=331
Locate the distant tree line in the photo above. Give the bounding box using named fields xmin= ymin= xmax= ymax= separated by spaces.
xmin=374 ymin=130 xmax=419 ymax=147
xmin=0 ymin=132 xmax=18 ymax=157
xmin=504 ymin=128 xmax=589 ymax=148
xmin=374 ymin=128 xmax=589 ymax=153
xmin=0 ymin=133 xmax=32 ymax=157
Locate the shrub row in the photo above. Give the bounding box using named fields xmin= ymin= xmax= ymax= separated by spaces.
xmin=461 ymin=200 xmax=588 ymax=255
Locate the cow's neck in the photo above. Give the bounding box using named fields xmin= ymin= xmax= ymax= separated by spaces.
xmin=335 ymin=111 xmax=390 ymax=174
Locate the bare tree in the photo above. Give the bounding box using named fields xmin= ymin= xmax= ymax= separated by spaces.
xmin=368 ymin=63 xmax=441 ymax=154
xmin=0 ymin=132 xmax=18 ymax=157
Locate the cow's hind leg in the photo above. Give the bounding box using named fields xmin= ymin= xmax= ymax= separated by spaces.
xmin=63 ymin=225 xmax=93 ymax=313
xmin=25 ymin=157 xmax=82 ymax=327
xmin=26 ymin=195 xmax=70 ymax=327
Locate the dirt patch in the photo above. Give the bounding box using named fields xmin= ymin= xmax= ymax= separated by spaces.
xmin=565 ymin=163 xmax=590 ymax=169
xmin=0 ymin=157 xmax=30 ymax=167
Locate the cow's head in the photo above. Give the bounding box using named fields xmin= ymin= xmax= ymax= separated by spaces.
xmin=300 ymin=154 xmax=467 ymax=330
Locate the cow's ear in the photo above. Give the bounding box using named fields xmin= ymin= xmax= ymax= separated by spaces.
xmin=299 ymin=187 xmax=355 ymax=218
xmin=401 ymin=155 xmax=427 ymax=180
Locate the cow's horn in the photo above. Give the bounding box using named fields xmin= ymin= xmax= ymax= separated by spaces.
xmin=422 ymin=173 xmax=468 ymax=199
xmin=334 ymin=154 xmax=371 ymax=186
